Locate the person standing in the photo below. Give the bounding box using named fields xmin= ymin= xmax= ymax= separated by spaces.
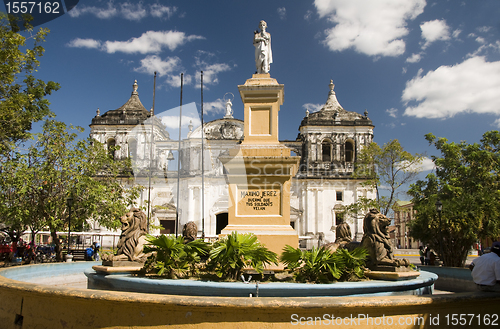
xmin=419 ymin=246 xmax=425 ymax=265
xmin=93 ymin=241 xmax=100 ymax=261
xmin=469 ymin=245 xmax=500 ymax=292
xmin=424 ymin=247 xmax=431 ymax=265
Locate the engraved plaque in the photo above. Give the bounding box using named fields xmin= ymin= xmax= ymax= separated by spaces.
xmin=237 ymin=187 xmax=281 ymax=216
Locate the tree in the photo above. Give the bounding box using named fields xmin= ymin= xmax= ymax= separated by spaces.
xmin=353 ymin=139 xmax=423 ymax=216
xmin=408 ymin=131 xmax=500 ymax=267
xmin=0 ymin=150 xmax=38 ymax=252
xmin=340 ymin=196 xmax=379 ymax=223
xmin=0 ymin=120 xmax=142 ymax=261
xmin=0 ymin=13 xmax=59 ymax=153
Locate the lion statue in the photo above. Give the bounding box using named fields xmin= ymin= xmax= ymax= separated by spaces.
xmin=104 ymin=208 xmax=149 ymax=263
xmin=360 ymin=209 xmax=409 ymax=269
xmin=182 ymin=221 xmax=198 ymax=243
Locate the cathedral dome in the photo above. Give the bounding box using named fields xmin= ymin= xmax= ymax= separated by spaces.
xmin=91 ymin=80 xmax=151 ymax=126
xmin=189 ymin=118 xmax=244 ymax=140
xmin=299 ymin=80 xmax=373 ymax=128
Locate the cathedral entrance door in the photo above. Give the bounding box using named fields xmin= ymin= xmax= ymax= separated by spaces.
xmin=216 ymin=213 xmax=228 ymax=235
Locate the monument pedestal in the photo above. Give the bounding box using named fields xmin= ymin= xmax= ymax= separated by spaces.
xmin=220 ymin=74 xmax=300 ymax=257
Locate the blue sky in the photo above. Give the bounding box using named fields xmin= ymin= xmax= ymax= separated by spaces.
xmin=4 ymin=0 xmax=500 ymax=169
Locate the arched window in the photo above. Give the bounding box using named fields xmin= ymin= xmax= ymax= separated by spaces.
xmin=322 ymin=140 xmax=332 ymax=162
xmin=128 ymin=138 xmax=137 ymax=159
xmin=107 ymin=138 xmax=116 ymax=159
xmin=345 ymin=140 xmax=354 ymax=162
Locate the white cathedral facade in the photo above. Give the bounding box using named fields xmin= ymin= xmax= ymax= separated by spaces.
xmin=89 ymin=79 xmax=375 ymax=249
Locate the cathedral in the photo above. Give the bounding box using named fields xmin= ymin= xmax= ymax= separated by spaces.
xmin=89 ymin=79 xmax=375 ymax=249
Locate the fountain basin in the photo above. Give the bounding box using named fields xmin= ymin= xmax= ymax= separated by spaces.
xmin=1 ymin=263 xmax=499 ymax=329
xmin=86 ymin=268 xmax=437 ymax=297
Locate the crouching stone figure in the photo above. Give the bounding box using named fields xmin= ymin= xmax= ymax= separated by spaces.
xmin=360 ymin=209 xmax=410 ymax=270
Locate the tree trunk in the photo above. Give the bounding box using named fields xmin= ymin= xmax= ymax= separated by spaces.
xmin=30 ymin=231 xmax=36 ymax=246
xmin=50 ymin=229 xmax=63 ymax=262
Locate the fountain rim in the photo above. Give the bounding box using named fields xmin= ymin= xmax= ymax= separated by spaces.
xmin=2 ymin=262 xmax=500 ymax=329
xmin=85 ymin=267 xmax=437 ymax=297
xmin=0 ymin=262 xmax=437 ymax=302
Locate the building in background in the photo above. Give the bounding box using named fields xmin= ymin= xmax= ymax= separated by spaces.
xmin=393 ymin=201 xmax=420 ymax=249
xmin=88 ymin=79 xmax=376 ymax=248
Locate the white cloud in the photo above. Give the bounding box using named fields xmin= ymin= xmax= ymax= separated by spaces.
xmin=193 ymin=53 xmax=234 ymax=87
xmin=203 ymin=99 xmax=225 ymax=115
xmin=161 ymin=114 xmax=201 ymax=129
xmin=402 ymin=56 xmax=500 ymax=119
xmin=197 ymin=63 xmax=232 ymax=86
xmin=397 ymin=157 xmax=434 ymax=172
xmin=67 ymin=38 xmax=101 ymax=49
xmin=155 ymin=103 xmax=201 ymax=132
xmin=475 ymin=37 xmax=486 ymax=44
xmin=120 ymin=2 xmax=147 ymax=21
xmin=452 ymin=29 xmax=462 ymax=39
xmin=134 ymin=55 xmax=181 ymax=75
xmin=68 ymin=2 xmax=117 ymax=19
xmin=164 ymin=74 xmax=193 ymax=88
xmin=419 ymin=157 xmax=436 ymax=172
xmin=278 ymin=7 xmax=286 ymax=20
xmin=406 ymin=53 xmax=422 ymax=63
xmin=150 ymin=4 xmax=177 ymax=19
xmin=302 ymin=103 xmax=323 ymax=113
xmin=467 ymin=42 xmax=499 ymax=58
xmin=161 ymin=53 xmax=234 ymax=89
xmin=477 ymin=26 xmax=492 ymax=33
xmin=494 ymin=118 xmax=500 ymax=128
xmin=386 ymin=108 xmax=398 ymax=118
xmin=103 ymin=31 xmax=204 ymax=54
xmin=420 ymin=19 xmax=450 ymax=49
xmin=69 ymin=2 xmax=177 ymax=21
xmin=314 ymin=0 xmax=425 ymax=57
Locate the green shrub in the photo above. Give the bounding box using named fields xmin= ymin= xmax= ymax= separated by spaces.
xmin=280 ymin=245 xmax=368 ymax=283
xmin=280 ymin=245 xmax=342 ymax=283
xmin=334 ymin=247 xmax=368 ymax=281
xmin=206 ymin=232 xmax=278 ymax=280
xmin=143 ymin=235 xmax=210 ymax=278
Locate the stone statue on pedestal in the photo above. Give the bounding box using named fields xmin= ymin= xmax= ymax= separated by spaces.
xmin=360 ymin=209 xmax=410 ymax=270
xmin=254 ymin=20 xmax=273 ymax=74
xmin=102 ymin=208 xmax=149 ymax=265
xmin=335 ymin=219 xmax=352 ymax=245
xmin=182 ymin=221 xmax=198 ymax=243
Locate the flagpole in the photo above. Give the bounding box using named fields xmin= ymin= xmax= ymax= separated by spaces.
xmin=175 ymin=73 xmax=183 ymax=237
xmin=146 ymin=72 xmax=157 ymax=233
xmin=201 ymin=71 xmax=205 ymax=239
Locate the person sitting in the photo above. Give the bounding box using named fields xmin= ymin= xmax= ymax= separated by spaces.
xmin=469 ymin=245 xmax=500 ymax=292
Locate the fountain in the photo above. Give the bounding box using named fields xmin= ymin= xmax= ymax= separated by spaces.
xmin=1 ymin=260 xmax=498 ymax=329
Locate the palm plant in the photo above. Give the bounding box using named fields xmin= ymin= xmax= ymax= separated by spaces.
xmin=280 ymin=245 xmax=342 ymax=283
xmin=335 ymin=247 xmax=368 ymax=281
xmin=207 ymin=232 xmax=278 ymax=280
xmin=280 ymin=245 xmax=368 ymax=283
xmin=143 ymin=234 xmax=210 ymax=278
